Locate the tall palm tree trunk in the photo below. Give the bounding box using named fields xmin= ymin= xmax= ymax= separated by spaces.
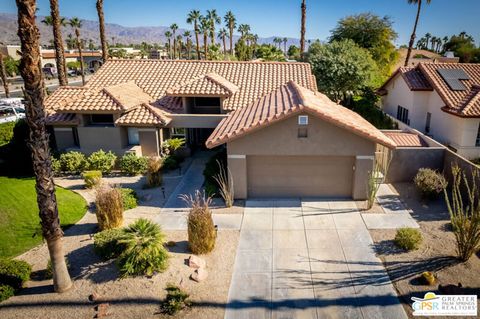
xmin=194 ymin=23 xmax=200 ymax=60
xmin=0 ymin=53 xmax=10 ymax=98
xmin=15 ymin=0 xmax=72 ymax=293
xmin=300 ymin=0 xmax=306 ymax=57
xmin=96 ymin=0 xmax=108 ymax=62
xmin=405 ymin=0 xmax=422 ymax=66
xmin=229 ymin=27 xmax=234 ymax=55
xmin=203 ymin=33 xmax=208 ymax=59
xmin=74 ymin=29 xmax=85 ymax=85
xmin=222 ymin=36 xmax=226 ymax=55
xmin=49 ymin=0 xmax=67 ymax=86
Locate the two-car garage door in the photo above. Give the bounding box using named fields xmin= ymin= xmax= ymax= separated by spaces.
xmin=247 ymin=155 xmax=354 ymax=198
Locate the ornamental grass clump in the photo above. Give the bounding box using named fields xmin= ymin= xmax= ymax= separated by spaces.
xmin=146 ymin=156 xmax=163 ymax=188
xmin=414 ymin=168 xmax=448 ymax=199
xmin=394 ymin=227 xmax=423 ymax=251
xmin=95 ymin=185 xmax=124 ymax=230
xmin=213 ymin=160 xmax=234 ymax=207
xmin=117 ymin=218 xmax=169 ymax=277
xmin=161 ymin=284 xmax=191 ymax=315
xmin=82 ymin=170 xmax=102 ymax=188
xmin=444 ymin=165 xmax=480 ymax=261
xmin=181 ymin=190 xmax=216 ymax=254
xmin=93 ymin=228 xmax=127 ymax=260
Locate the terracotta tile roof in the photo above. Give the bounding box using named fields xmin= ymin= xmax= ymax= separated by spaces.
xmin=418 ymin=63 xmax=480 ymax=117
xmin=166 ymin=72 xmax=239 ymax=97
xmin=44 ymin=86 xmax=86 ymax=110
xmin=45 ymin=112 xmax=79 ymax=125
xmin=42 ymin=51 xmax=102 ymax=59
xmin=206 ymin=81 xmax=396 ymax=149
xmin=54 ymin=89 xmax=123 ymax=113
xmin=103 ymin=81 xmax=153 ymax=111
xmin=379 ymin=67 xmax=432 ymax=92
xmin=85 ymin=59 xmax=317 ymax=111
xmin=382 ymin=131 xmax=427 ymax=147
xmin=116 ymin=103 xmax=171 ymax=126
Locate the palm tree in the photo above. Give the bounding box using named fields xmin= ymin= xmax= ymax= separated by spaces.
xmin=183 ymin=31 xmax=192 ymax=59
xmin=68 ymin=17 xmax=85 ymax=85
xmin=66 ymin=33 xmax=75 ymax=50
xmin=405 ymin=0 xmax=432 ymax=66
xmin=164 ymin=30 xmax=172 ymax=59
xmin=42 ymin=1 xmax=68 ymax=86
xmin=283 ymin=37 xmax=288 ymax=54
xmin=199 ymin=17 xmax=211 ymax=59
xmin=459 ymin=31 xmax=467 ymax=39
xmin=224 ymin=11 xmax=236 ymax=55
xmin=442 ymin=36 xmax=449 ymax=52
xmin=424 ymin=33 xmax=432 ymax=49
xmin=218 ymin=28 xmax=227 ymax=55
xmin=187 ymin=10 xmax=202 ymax=60
xmin=0 ymin=49 xmax=9 ymax=98
xmin=176 ymin=35 xmax=183 ymax=59
xmin=170 ymin=23 xmax=178 ymax=59
xmin=15 ymin=0 xmax=72 ymax=293
xmin=237 ymin=24 xmax=250 ymax=38
xmin=206 ymin=9 xmax=221 ymax=46
xmin=300 ymin=0 xmax=306 ymax=56
xmin=96 ymin=0 xmax=108 ymax=62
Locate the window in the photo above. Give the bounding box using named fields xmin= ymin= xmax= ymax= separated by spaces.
xmin=171 ymin=127 xmax=186 ymax=137
xmin=298 ymin=127 xmax=308 ymax=138
xmin=89 ymin=114 xmax=114 ymax=126
xmin=194 ymin=97 xmax=221 ymax=107
xmin=127 ymin=127 xmax=139 ymax=145
xmin=298 ymin=115 xmax=308 ymax=125
xmin=425 ymin=112 xmax=431 ymax=134
xmin=476 ymin=123 xmax=480 ymax=147
xmin=396 ymin=105 xmax=409 ymax=125
xmin=72 ymin=127 xmax=80 ymax=147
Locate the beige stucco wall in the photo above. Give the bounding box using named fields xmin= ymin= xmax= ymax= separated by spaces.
xmin=169 ymin=114 xmax=227 ymax=128
xmin=226 ymin=113 xmax=377 ymax=199
xmin=139 ymin=129 xmax=160 ymax=156
xmin=76 ymin=126 xmax=128 ymax=155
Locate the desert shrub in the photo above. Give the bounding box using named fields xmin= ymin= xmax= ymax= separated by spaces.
xmin=414 ymin=168 xmax=448 ymax=199
xmin=119 ymin=153 xmax=148 ymax=176
xmin=181 ymin=191 xmax=216 ymax=254
xmin=0 ymin=259 xmax=32 ymax=290
xmin=59 ymin=151 xmax=87 ymax=174
xmin=146 ymin=156 xmax=163 ymax=188
xmin=117 ymin=218 xmax=169 ymax=277
xmin=0 ymin=121 xmax=16 ymax=146
xmin=87 ymin=150 xmax=117 ymax=174
xmin=44 ymin=257 xmax=70 ymax=280
xmin=444 ymin=165 xmax=480 ymax=261
xmin=213 ymin=160 xmax=234 ymax=207
xmin=95 ymin=185 xmax=124 ymax=230
xmin=162 ymin=155 xmax=179 ymax=171
xmin=394 ymin=227 xmax=422 ymax=251
xmin=161 ymin=284 xmax=190 ymax=315
xmin=51 ymin=156 xmax=61 ymax=175
xmin=203 ymin=149 xmax=227 ymax=197
xmin=93 ymin=228 xmax=126 ymax=260
xmin=162 ymin=138 xmax=185 ymax=155
xmin=0 ymin=284 xmax=14 ymax=302
xmin=119 ymin=188 xmax=138 ymax=210
xmin=82 ymin=170 xmax=102 ymax=188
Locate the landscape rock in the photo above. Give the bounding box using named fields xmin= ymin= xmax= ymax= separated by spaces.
xmin=188 ymin=255 xmax=206 ymax=269
xmin=190 ymin=268 xmax=208 ymax=282
xmin=94 ymin=303 xmax=110 ymax=318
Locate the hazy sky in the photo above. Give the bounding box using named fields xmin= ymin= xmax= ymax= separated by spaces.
xmin=1 ymin=0 xmax=479 ymax=45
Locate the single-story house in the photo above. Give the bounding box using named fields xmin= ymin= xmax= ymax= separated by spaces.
xmin=45 ymin=59 xmax=396 ymax=199
xmin=378 ymin=62 xmax=480 ymax=159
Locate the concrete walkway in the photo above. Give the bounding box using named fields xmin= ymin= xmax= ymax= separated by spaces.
xmin=225 ymin=199 xmax=407 ymax=319
xmin=362 ymin=184 xmax=419 ymax=229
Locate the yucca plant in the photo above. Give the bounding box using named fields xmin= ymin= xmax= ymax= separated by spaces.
xmin=213 ymin=160 xmax=234 ymax=207
xmin=443 ymin=165 xmax=480 ymax=261
xmin=117 ymin=218 xmax=169 ymax=277
xmin=181 ymin=190 xmax=216 ymax=254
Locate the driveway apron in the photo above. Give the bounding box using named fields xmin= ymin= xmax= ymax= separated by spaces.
xmin=225 ymin=199 xmax=407 ymax=319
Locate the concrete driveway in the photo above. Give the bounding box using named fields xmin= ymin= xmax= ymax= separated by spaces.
xmin=225 ymin=199 xmax=407 ymax=319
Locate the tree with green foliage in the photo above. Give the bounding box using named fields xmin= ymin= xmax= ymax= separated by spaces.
xmin=308 ymin=39 xmax=379 ymax=101
xmin=330 ymin=13 xmax=398 ymax=78
xmin=287 ymin=45 xmax=300 ymax=60
xmin=444 ymin=33 xmax=480 ymax=63
xmin=235 ymin=38 xmax=253 ymax=61
xmin=255 ymin=44 xmax=286 ymax=61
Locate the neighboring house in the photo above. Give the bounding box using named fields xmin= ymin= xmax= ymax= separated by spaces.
xmin=41 ymin=50 xmax=103 ymax=71
xmin=379 ymin=63 xmax=480 ymax=159
xmin=45 ymin=59 xmax=396 ymax=199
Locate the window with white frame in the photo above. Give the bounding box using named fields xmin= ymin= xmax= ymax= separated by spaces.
xmin=298 ymin=115 xmax=308 ymax=125
xmin=170 ymin=127 xmax=186 ymax=137
xmin=127 ymin=127 xmax=140 ymax=145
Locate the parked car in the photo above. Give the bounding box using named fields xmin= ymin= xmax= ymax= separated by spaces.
xmin=42 ymin=67 xmax=58 ymax=80
xmin=67 ymin=69 xmax=77 ymax=77
xmin=0 ymin=98 xmax=25 ymax=124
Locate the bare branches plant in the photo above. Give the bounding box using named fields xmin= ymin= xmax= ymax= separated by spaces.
xmin=213 ymin=160 xmax=234 ymax=207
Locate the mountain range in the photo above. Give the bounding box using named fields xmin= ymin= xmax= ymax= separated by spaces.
xmin=0 ymin=12 xmax=301 ymax=48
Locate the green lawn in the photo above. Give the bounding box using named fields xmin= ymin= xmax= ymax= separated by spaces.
xmin=0 ymin=177 xmax=87 ymax=258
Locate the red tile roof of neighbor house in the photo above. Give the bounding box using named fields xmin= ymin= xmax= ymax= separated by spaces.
xmin=381 ymin=63 xmax=480 ymax=118
xmin=383 ymin=131 xmax=427 ymax=147
xmin=45 ymin=59 xmax=317 ymax=125
xmin=206 ymin=81 xmax=397 ymax=149
xmin=42 ymin=52 xmax=102 ymax=59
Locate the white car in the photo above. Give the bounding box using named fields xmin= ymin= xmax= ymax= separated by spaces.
xmin=0 ymin=98 xmax=26 ymax=124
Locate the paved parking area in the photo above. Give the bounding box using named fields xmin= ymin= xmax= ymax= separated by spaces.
xmin=225 ymin=199 xmax=407 ymax=319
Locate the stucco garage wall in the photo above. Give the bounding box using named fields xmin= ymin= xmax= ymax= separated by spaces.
xmin=53 ymin=127 xmax=76 ymax=151
xmin=226 ymin=113 xmax=377 ymax=199
xmin=77 ymin=126 xmax=128 ymax=155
